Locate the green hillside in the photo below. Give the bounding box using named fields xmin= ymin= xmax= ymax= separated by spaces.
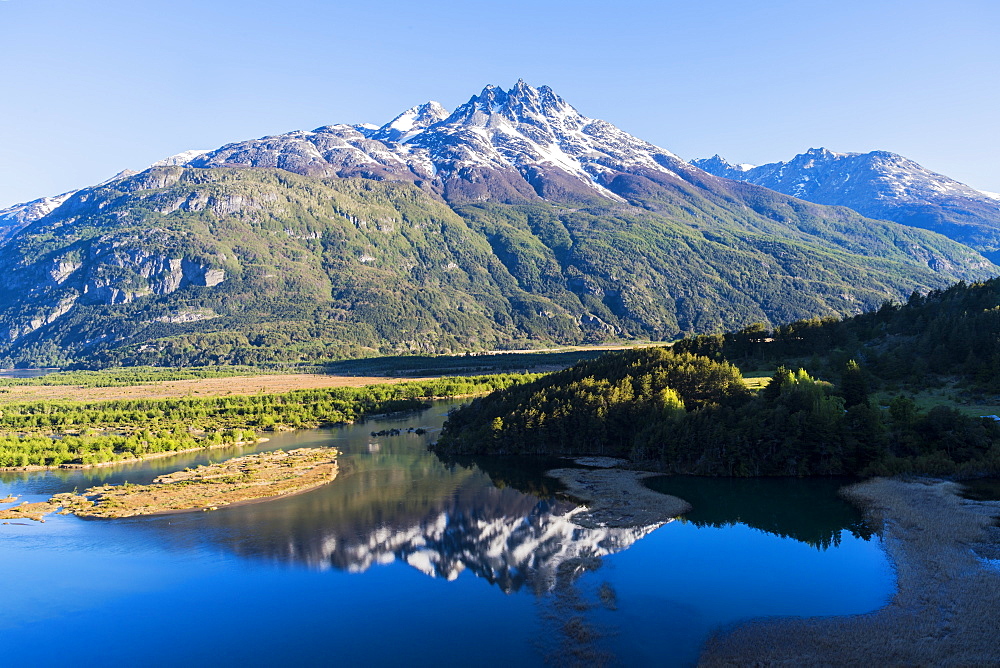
xmin=0 ymin=166 xmax=994 ymax=368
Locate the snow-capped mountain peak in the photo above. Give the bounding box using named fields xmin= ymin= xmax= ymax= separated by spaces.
xmin=440 ymin=80 xmax=577 ymax=130
xmin=179 ymin=80 xmax=687 ymax=204
xmin=695 ymin=154 xmax=749 ymax=174
xmin=693 ymin=146 xmax=994 ymax=204
xmin=692 ymin=147 xmax=1000 ymax=260
xmin=371 ymin=101 xmax=448 ymax=143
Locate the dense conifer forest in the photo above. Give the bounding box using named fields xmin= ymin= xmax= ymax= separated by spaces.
xmin=435 ymin=279 xmax=1000 ymax=477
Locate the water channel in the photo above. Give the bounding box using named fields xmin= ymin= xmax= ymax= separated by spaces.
xmin=0 ymin=400 xmax=894 ymax=666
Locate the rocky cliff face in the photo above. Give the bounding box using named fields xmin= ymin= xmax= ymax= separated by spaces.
xmin=1 ymin=238 xmax=224 ymax=343
xmin=0 ymin=177 xmax=231 ymax=350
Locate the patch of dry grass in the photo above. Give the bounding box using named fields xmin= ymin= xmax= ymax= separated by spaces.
xmin=700 ymin=478 xmax=1000 ymax=666
xmin=887 ymin=384 xmax=1000 ymax=418
xmin=742 ymin=375 xmax=771 ymax=392
xmin=0 ymin=374 xmax=435 ymax=404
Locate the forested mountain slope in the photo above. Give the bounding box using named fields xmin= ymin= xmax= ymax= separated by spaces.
xmin=0 ymin=83 xmax=995 ymax=367
xmin=674 ymin=276 xmax=1000 ymax=392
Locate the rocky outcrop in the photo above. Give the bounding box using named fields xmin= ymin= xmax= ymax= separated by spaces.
xmin=78 ymin=254 xmax=225 ymax=305
xmin=1 ymin=240 xmax=225 ymax=342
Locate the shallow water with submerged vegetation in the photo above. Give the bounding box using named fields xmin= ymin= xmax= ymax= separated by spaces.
xmin=1 ymin=400 xmax=895 ymax=667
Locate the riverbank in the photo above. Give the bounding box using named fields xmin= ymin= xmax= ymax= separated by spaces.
xmin=699 ymin=477 xmax=1000 ymax=665
xmin=0 ymin=374 xmax=531 ymax=470
xmin=547 ymin=458 xmax=691 ymax=528
xmin=0 ymin=447 xmax=339 ymax=521
xmin=0 ymin=438 xmax=271 ymax=472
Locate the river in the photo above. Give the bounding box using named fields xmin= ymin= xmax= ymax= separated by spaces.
xmin=0 ymin=400 xmax=894 ymax=666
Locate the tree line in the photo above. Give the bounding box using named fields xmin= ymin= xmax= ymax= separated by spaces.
xmin=436 ymin=306 xmax=1000 ymax=478
xmin=0 ymin=374 xmax=533 ymax=468
xmin=673 ymin=278 xmax=1000 ymax=393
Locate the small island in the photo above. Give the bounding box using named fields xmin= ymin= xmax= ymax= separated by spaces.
xmin=0 ymin=447 xmax=339 ymax=521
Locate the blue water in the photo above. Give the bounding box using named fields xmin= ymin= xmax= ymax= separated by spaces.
xmin=0 ymin=402 xmax=894 ymax=667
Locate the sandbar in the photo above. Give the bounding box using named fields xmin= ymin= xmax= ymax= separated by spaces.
xmin=699 ymin=477 xmax=1000 ymax=665
xmin=0 ymin=447 xmax=339 ymax=521
xmin=547 ymin=460 xmax=691 ymax=528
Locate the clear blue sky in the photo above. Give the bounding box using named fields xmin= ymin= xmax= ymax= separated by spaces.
xmin=2 ymin=0 xmax=998 ymax=207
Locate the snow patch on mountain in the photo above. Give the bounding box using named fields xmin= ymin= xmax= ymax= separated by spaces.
xmin=178 ymin=80 xmax=690 ymax=204
xmin=0 ymin=192 xmax=73 ymax=224
xmin=692 ymin=147 xmax=1000 ymax=260
xmin=150 ymin=149 xmax=211 ymax=168
xmin=0 ymin=191 xmax=76 ymax=242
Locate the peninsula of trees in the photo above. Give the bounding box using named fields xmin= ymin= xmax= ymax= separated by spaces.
xmin=435 ymin=279 xmax=1000 ymax=477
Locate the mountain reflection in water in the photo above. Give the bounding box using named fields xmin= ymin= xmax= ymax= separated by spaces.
xmin=150 ymin=454 xmax=661 ymax=594
xmin=0 ymin=403 xmax=895 ymax=668
xmin=131 ymin=435 xmax=874 ymax=598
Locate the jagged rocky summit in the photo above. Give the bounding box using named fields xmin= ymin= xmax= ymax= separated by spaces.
xmin=184 ymin=79 xmax=694 ymax=206
xmin=0 ymin=82 xmax=995 ymax=367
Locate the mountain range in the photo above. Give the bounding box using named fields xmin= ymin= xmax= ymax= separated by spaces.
xmin=0 ymin=81 xmax=995 ymax=367
xmin=693 ymin=148 xmax=1000 ymax=261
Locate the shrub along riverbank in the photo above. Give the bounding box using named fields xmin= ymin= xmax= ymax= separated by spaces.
xmin=0 ymin=374 xmax=534 ymax=468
